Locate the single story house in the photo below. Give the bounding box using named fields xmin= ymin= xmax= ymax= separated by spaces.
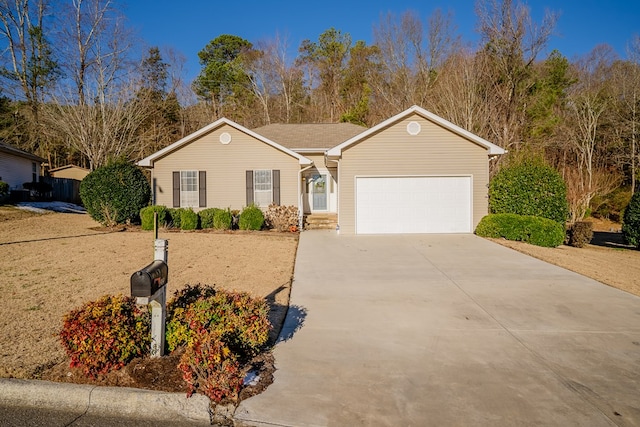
xmin=0 ymin=141 xmax=45 ymax=191
xmin=137 ymin=105 xmax=505 ymax=235
xmin=48 ymin=164 xmax=90 ymax=181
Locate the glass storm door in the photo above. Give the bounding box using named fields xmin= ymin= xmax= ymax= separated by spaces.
xmin=312 ymin=175 xmax=327 ymax=210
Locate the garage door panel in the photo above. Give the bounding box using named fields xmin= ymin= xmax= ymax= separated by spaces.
xmin=356 ymin=176 xmax=471 ymax=234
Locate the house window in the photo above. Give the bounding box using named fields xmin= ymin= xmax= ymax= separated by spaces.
xmin=254 ymin=170 xmax=272 ymax=207
xmin=32 ymin=162 xmax=37 ymax=183
xmin=180 ymin=171 xmax=198 ymax=207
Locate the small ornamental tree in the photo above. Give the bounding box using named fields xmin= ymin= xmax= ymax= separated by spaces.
xmin=622 ymin=191 xmax=640 ymax=248
xmin=489 ymin=158 xmax=568 ymax=225
xmin=80 ymin=161 xmax=151 ymax=225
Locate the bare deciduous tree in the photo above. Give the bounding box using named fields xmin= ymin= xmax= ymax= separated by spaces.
xmin=475 ymin=0 xmax=557 ymax=151
xmin=42 ymin=82 xmax=150 ymax=170
xmin=562 ymin=45 xmax=618 ymax=221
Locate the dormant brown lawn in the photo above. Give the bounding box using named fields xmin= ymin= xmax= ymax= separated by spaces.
xmin=0 ymin=208 xmax=297 ymax=379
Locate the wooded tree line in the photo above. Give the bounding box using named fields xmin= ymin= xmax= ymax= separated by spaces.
xmin=1 ymin=0 xmax=638 ymax=222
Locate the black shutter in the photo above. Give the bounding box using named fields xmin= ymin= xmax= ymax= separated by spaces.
xmin=246 ymin=170 xmax=254 ymax=205
xmin=272 ymin=170 xmax=280 ymax=205
xmin=172 ymin=171 xmax=180 ymax=207
xmin=199 ymin=171 xmax=206 ymax=207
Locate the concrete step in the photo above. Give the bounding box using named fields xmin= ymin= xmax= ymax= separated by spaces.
xmin=304 ymin=214 xmax=338 ymax=230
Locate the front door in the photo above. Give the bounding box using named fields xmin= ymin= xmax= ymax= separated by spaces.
xmin=312 ymin=174 xmax=327 ymax=211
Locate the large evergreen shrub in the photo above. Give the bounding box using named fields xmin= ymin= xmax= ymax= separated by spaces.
xmin=80 ymin=161 xmax=150 ymax=225
xmin=622 ymin=192 xmax=640 ymax=248
xmin=489 ymin=159 xmax=568 ymax=224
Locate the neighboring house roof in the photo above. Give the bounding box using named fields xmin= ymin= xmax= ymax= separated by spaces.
xmin=0 ymin=141 xmax=46 ymax=162
xmin=327 ymin=105 xmax=506 ymax=158
xmin=48 ymin=164 xmax=90 ymax=180
xmin=137 ymin=117 xmax=312 ymax=167
xmin=253 ymin=123 xmax=366 ymax=152
xmin=48 ymin=165 xmax=89 ymax=173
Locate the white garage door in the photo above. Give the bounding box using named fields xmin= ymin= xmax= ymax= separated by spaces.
xmin=356 ymin=176 xmax=472 ymax=234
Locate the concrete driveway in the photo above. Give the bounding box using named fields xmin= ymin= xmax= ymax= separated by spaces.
xmin=235 ymin=232 xmax=640 ymax=426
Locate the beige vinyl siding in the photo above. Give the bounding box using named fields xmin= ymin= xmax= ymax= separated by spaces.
xmin=152 ymin=124 xmax=301 ymax=210
xmin=338 ymin=114 xmax=490 ymax=234
xmin=0 ymin=152 xmax=40 ymax=190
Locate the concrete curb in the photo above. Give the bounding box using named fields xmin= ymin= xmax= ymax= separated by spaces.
xmin=0 ymin=378 xmax=212 ymax=424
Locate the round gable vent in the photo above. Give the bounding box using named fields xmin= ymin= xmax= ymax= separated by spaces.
xmin=407 ymin=121 xmax=421 ymax=135
xmin=219 ymin=132 xmax=232 ymax=144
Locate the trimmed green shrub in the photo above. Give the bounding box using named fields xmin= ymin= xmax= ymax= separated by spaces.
xmin=59 ymin=294 xmax=150 ymax=379
xmin=489 ymin=159 xmax=568 ymax=224
xmin=622 ymin=192 xmax=640 ymax=248
xmin=80 ymin=161 xmax=151 ymax=226
xmin=239 ymin=205 xmax=264 ymax=230
xmin=567 ymin=221 xmax=593 ymax=248
xmin=0 ymin=181 xmax=8 ymax=196
xmin=140 ymin=205 xmax=169 ymax=230
xmin=213 ymin=208 xmax=232 ymax=230
xmin=198 ymin=208 xmax=218 ymax=229
xmin=475 ymin=213 xmax=565 ymax=247
xmin=180 ymin=208 xmax=199 ymax=230
xmin=168 ymin=208 xmax=184 ymax=229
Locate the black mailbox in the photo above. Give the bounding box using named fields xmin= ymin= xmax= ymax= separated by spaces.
xmin=130 ymin=260 xmax=168 ymax=297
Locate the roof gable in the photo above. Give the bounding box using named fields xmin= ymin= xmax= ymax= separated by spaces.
xmin=49 ymin=165 xmax=89 ymax=173
xmin=326 ymin=106 xmax=505 ymax=157
xmin=137 ymin=118 xmax=312 ymax=167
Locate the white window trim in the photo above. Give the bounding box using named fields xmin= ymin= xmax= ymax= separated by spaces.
xmin=253 ymin=169 xmax=272 ymax=207
xmin=180 ymin=170 xmax=199 ymax=208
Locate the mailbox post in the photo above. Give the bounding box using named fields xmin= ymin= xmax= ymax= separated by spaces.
xmin=131 ymin=239 xmax=168 ymax=358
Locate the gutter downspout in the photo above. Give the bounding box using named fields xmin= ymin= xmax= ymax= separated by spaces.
xmin=298 ymin=164 xmax=313 ymax=230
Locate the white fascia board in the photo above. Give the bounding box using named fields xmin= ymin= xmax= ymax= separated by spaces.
xmin=326 ymin=105 xmax=506 ymax=157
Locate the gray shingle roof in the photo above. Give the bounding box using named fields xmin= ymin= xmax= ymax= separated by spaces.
xmin=0 ymin=141 xmax=46 ymax=162
xmin=253 ymin=123 xmax=367 ymax=151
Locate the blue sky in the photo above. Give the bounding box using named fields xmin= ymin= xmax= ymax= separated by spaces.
xmin=124 ymin=0 xmax=640 ymax=83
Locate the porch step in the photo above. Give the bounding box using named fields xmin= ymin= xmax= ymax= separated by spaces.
xmin=304 ymin=213 xmax=338 ymax=230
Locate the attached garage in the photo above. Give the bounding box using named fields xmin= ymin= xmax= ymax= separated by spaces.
xmin=355 ymin=176 xmax=472 ymax=234
xmin=327 ymin=106 xmax=505 ymax=235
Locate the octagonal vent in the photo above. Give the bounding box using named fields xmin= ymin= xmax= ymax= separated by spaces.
xmin=407 ymin=121 xmax=421 ymax=135
xmin=220 ymin=132 xmax=232 ymax=144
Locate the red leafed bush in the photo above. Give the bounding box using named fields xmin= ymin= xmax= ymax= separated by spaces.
xmin=178 ymin=330 xmax=243 ymax=403
xmin=166 ymin=286 xmax=271 ymax=357
xmin=166 ymin=285 xmax=271 ymax=402
xmin=59 ymin=294 xmax=150 ymax=378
